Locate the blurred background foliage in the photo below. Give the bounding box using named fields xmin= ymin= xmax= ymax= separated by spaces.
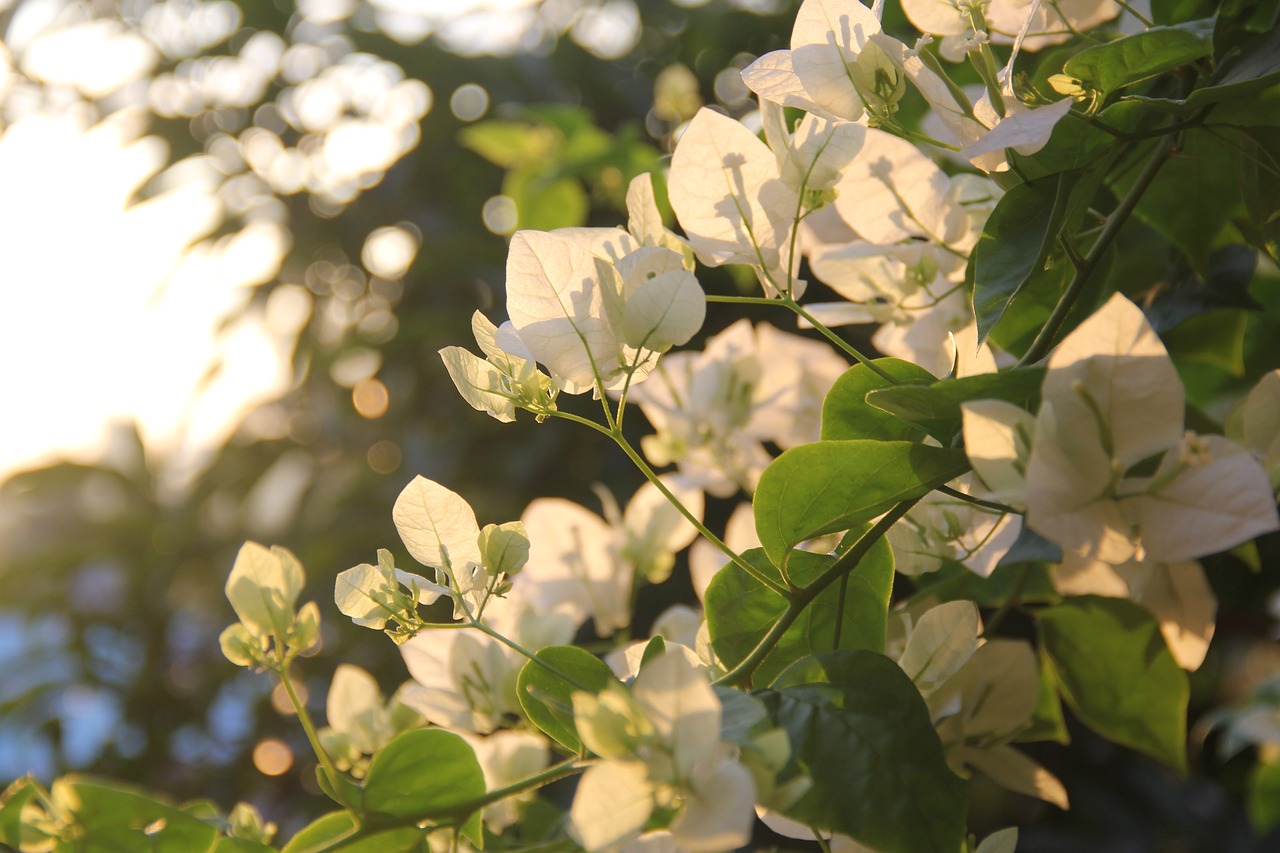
xmin=1 ymin=0 xmax=1279 ymax=850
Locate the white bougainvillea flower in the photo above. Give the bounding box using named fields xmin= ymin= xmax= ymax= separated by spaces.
xmin=897 ymin=600 xmax=981 ymax=697
xmin=789 ymin=0 xmax=885 ymax=120
xmin=224 ymin=541 xmax=305 ymax=640
xmin=1052 ymin=554 xmax=1216 ymax=671
xmin=832 ymin=127 xmax=965 ymax=246
xmin=928 ymin=639 xmax=1069 ymax=809
xmin=459 ymin=730 xmax=550 ymax=832
xmin=607 ymin=608 xmax=706 ymax=679
xmin=1025 ymin=294 xmax=1279 ymax=564
xmin=758 ymin=99 xmax=866 ymax=197
xmin=567 ymin=650 xmax=756 ymax=852
xmin=902 ymin=0 xmax=975 ymax=37
xmin=514 ymin=476 xmax=704 ymax=636
xmin=632 ymin=320 xmax=843 ymax=495
xmin=962 ymin=399 xmax=1035 ymax=510
xmin=889 ymin=482 xmax=1021 ymax=578
xmin=440 ymin=311 xmax=556 ymax=423
xmin=398 ymin=593 xmax=574 ymax=734
xmin=1228 ymin=369 xmax=1280 ymax=490
xmin=393 ymin=475 xmax=488 ymax=614
xmin=506 ymin=231 xmax=642 ymax=395
xmin=668 ymin=107 xmax=801 ymax=297
xmin=749 ymin=321 xmax=849 ymax=449
xmin=986 ymin=0 xmax=1120 ymax=51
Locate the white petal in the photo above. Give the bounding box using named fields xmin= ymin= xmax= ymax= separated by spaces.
xmin=785 ymin=114 xmax=866 ymax=193
xmin=961 ymin=399 xmax=1034 ymax=507
xmin=1117 ymin=560 xmax=1216 ymax=671
xmin=225 ymin=542 xmax=304 ymax=637
xmin=902 ymin=0 xmax=971 ymax=35
xmin=790 ymin=0 xmax=882 ymax=120
xmin=962 ymin=97 xmax=1075 ymax=162
xmin=515 ymin=498 xmax=626 ymax=635
xmin=741 ymin=50 xmax=832 ymax=116
xmin=567 ymin=760 xmax=655 ymax=852
xmin=832 ymin=127 xmax=956 ymax=244
xmin=326 ymin=664 xmax=384 ymax=754
xmin=393 ymin=476 xmax=483 ymax=576
xmin=671 ymin=757 xmax=757 ymax=853
xmin=668 ymin=107 xmax=797 ymax=273
xmin=1127 ymin=436 xmax=1280 ymax=563
xmin=506 ymin=229 xmax=626 ymax=392
xmin=964 ymin=744 xmax=1070 ymax=809
xmin=633 ymin=649 xmax=721 ymax=777
xmin=440 ymin=346 xmax=518 ymax=423
xmin=1043 ymin=293 xmax=1185 ymax=467
xmin=899 ymin=600 xmax=981 ymax=696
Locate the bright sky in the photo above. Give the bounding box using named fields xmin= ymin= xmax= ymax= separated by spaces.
xmin=0 ymin=0 xmax=649 ymax=493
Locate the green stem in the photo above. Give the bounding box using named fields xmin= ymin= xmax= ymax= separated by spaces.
xmin=1016 ymin=132 xmax=1178 ymax=367
xmin=302 ymin=760 xmax=585 ymax=853
xmin=714 ymin=499 xmax=919 ymax=687
xmin=981 ymin=563 xmax=1033 ymax=638
xmin=278 ymin=662 xmax=341 ymax=787
xmin=609 ymin=427 xmax=790 ymax=597
xmin=936 ymin=485 xmax=1019 ymax=515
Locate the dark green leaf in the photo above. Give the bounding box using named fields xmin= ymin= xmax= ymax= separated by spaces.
xmin=863 ymin=367 xmax=1046 ymax=443
xmin=910 ymin=559 xmax=1057 ymax=609
xmin=1018 ymin=646 xmax=1072 ymax=745
xmin=517 ymin=646 xmax=618 ymax=752
xmin=1039 ymin=597 xmax=1189 ymax=773
xmin=971 ymin=171 xmax=1076 ymax=342
xmin=753 ymin=441 xmax=970 ymax=568
xmin=1122 ymin=131 xmax=1242 ymax=269
xmin=761 ymin=651 xmax=966 ymax=853
xmin=820 ymin=359 xmax=936 ymax=442
xmin=363 ymin=729 xmax=486 ymax=822
xmin=1063 ymin=21 xmax=1214 ymax=98
xmin=705 ymin=541 xmax=893 ymax=685
xmin=1143 ymin=245 xmax=1260 ymax=332
xmin=1165 ymin=309 xmax=1250 ymax=376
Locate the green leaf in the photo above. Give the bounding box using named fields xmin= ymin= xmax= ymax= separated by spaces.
xmin=753 ymin=441 xmax=970 ymax=569
xmin=212 ymin=838 xmax=277 ymax=853
xmin=517 ymin=646 xmax=618 ymax=752
xmin=910 ymin=560 xmax=1058 ymax=609
xmin=363 ymin=729 xmax=486 ymax=823
xmin=51 ymin=778 xmax=219 ymax=853
xmin=761 ymin=651 xmax=966 ymax=853
xmin=1063 ymin=20 xmax=1214 ymax=98
xmin=863 ymin=367 xmax=1046 ymax=443
xmin=459 ymin=121 xmax=558 ymax=169
xmin=0 ymin=778 xmax=37 ymax=847
xmin=1165 ymin=309 xmax=1250 ymax=376
xmin=1039 ymin=597 xmax=1189 ymax=773
xmin=971 ymin=171 xmax=1076 ymax=343
xmin=502 ymin=168 xmax=588 ymax=232
xmin=1144 ymin=246 xmax=1261 ymax=332
xmin=1248 ymin=756 xmax=1280 ymax=834
xmin=820 ymin=359 xmax=936 ymax=442
xmin=281 ymin=812 xmax=425 ymax=853
xmin=705 ymin=542 xmax=893 ymax=685
xmin=1122 ymin=130 xmax=1242 ymax=270
xmin=1018 ymin=646 xmax=1071 ymax=745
